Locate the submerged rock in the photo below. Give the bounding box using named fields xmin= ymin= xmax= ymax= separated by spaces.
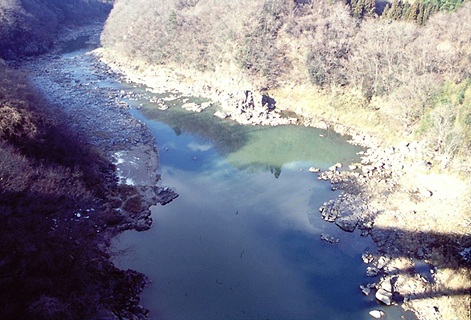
xmin=320 ymin=233 xmax=339 ymax=245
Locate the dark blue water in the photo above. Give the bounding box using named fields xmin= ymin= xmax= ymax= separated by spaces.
xmin=110 ymin=97 xmax=406 ymax=319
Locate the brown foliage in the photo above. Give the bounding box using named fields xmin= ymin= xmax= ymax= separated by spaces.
xmin=101 ymin=1 xmax=471 ymax=156
xmin=0 ymin=66 xmax=146 ymax=319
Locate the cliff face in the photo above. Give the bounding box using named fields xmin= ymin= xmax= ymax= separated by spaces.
xmin=0 ymin=0 xmax=112 ymax=59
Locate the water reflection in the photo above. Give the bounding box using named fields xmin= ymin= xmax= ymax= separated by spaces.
xmin=131 ymin=98 xmax=362 ymax=178
xmin=114 ymin=162 xmax=377 ymax=320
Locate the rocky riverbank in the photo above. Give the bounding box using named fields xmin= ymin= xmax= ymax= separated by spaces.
xmin=20 ymin=29 xmax=179 ymax=237
xmin=97 ymin=49 xmax=470 ymax=320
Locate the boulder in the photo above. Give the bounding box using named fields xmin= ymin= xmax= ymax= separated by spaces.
xmin=366 ymin=267 xmax=380 ymax=277
xmin=369 ymin=310 xmax=385 ymax=318
xmin=419 ymin=187 xmax=433 ymax=198
xmin=362 ymin=165 xmax=375 ymax=174
xmin=362 ymin=252 xmax=374 ymax=264
xmin=335 ymin=214 xmax=359 ymax=232
xmin=375 ymin=289 xmax=393 ymax=305
xmin=360 ymin=285 xmax=371 ymax=296
xmin=380 ymin=279 xmax=392 ymax=293
xmin=182 ymin=102 xmax=208 ymax=112
xmin=200 ymin=102 xmax=213 ymax=110
xmin=214 ymin=111 xmax=230 ymax=119
xmin=348 ymin=164 xmax=358 ymax=170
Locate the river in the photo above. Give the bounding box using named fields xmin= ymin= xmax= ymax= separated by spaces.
xmin=52 ymin=35 xmax=409 ymax=319
xmin=110 ymin=85 xmax=404 ymax=319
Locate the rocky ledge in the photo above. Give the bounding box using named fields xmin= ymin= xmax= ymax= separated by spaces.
xmin=213 ymin=90 xmax=298 ymax=126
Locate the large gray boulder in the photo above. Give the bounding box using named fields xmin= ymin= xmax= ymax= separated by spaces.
xmin=375 ymin=288 xmax=393 ymax=305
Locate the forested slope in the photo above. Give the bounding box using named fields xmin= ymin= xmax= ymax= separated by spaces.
xmin=101 ymin=0 xmax=471 ymax=167
xmin=0 ymin=65 xmax=149 ymax=320
xmin=0 ymin=0 xmax=112 ymax=59
xmin=0 ymin=1 xmax=154 ymax=318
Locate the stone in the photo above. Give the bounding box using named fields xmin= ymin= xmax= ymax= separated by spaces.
xmin=213 ymin=111 xmax=230 ymax=119
xmin=366 ymin=267 xmax=380 ymax=277
xmin=320 ymin=233 xmax=339 ymax=245
xmin=375 ymin=288 xmax=393 ymax=305
xmin=369 ymin=310 xmax=385 ymax=318
xmin=360 ymin=285 xmax=371 ymax=296
xmin=335 ymin=214 xmax=359 ymax=232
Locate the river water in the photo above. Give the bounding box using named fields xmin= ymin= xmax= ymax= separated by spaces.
xmin=107 ymin=81 xmax=408 ymax=319
xmin=57 ymin=32 xmax=408 ymax=320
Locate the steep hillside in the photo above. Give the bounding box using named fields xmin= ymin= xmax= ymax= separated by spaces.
xmin=101 ymin=0 xmax=471 ymax=164
xmin=0 ymin=0 xmax=112 ymax=59
xmin=0 ymin=64 xmax=147 ymax=319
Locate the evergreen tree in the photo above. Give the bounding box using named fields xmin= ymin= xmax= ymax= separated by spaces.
xmin=350 ymin=0 xmax=358 ymax=10
xmin=388 ymin=0 xmax=404 ymax=20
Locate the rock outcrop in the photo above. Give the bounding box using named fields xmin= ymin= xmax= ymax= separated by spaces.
xmin=216 ymin=90 xmax=297 ymax=126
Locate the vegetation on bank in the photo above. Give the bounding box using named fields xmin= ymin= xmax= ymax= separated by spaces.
xmin=0 ymin=66 xmax=146 ymax=319
xmin=101 ymin=0 xmax=471 ymax=167
xmin=0 ymin=0 xmax=113 ymax=59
